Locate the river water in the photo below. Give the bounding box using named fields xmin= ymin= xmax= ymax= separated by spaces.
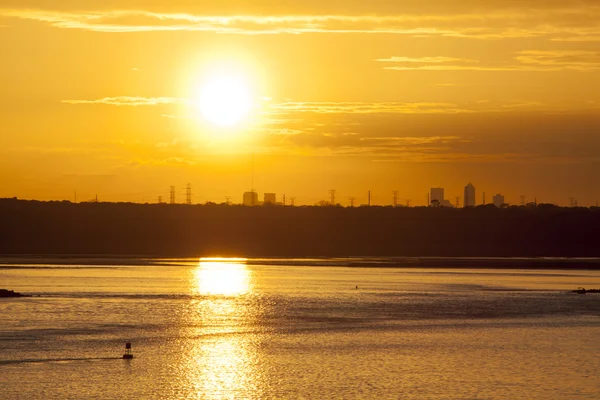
xmin=1 ymin=257 xmax=599 ymax=399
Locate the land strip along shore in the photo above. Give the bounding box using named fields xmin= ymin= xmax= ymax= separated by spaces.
xmin=1 ymin=256 xmax=600 ymax=270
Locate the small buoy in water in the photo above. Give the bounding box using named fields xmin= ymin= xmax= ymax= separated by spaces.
xmin=123 ymin=342 xmax=134 ymax=359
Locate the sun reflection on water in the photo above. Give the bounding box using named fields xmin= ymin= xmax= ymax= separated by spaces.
xmin=178 ymin=258 xmax=262 ymax=399
xmin=194 ymin=258 xmax=250 ymax=296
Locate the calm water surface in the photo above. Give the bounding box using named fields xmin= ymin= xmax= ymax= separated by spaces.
xmin=1 ymin=258 xmax=599 ymax=399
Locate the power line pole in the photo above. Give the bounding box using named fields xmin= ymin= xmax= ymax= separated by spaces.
xmin=349 ymin=197 xmax=356 ymax=207
xmin=392 ymin=191 xmax=398 ymax=207
xmin=225 ymin=196 xmax=231 ymax=205
xmin=290 ymin=197 xmax=296 ymax=206
xmin=368 ymin=190 xmax=371 ymax=206
xmin=282 ymin=194 xmax=286 ymax=206
xmin=329 ymin=189 xmax=336 ymax=206
xmin=455 ymin=196 xmax=460 ymax=208
xmin=406 ymin=199 xmax=411 ymax=208
xmin=170 ymin=186 xmax=176 ymax=204
xmin=185 ymin=183 xmax=192 ymax=205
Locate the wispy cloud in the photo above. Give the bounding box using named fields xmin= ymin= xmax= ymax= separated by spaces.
xmin=2 ymin=8 xmax=600 ymax=39
xmin=62 ymin=96 xmax=186 ymax=106
xmin=375 ymin=56 xmax=476 ymax=63
xmin=266 ymin=102 xmax=472 ymax=114
xmin=516 ymin=50 xmax=600 ymax=70
xmin=125 ymin=157 xmax=198 ymax=167
xmin=379 ymin=51 xmax=600 ymax=72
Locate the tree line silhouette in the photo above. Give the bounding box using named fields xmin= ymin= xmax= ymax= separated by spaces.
xmin=1 ymin=198 xmax=599 ymax=258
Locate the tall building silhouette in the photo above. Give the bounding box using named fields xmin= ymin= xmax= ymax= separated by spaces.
xmin=464 ymin=183 xmax=476 ymax=207
xmin=264 ymin=193 xmax=276 ymax=205
xmin=430 ymin=187 xmax=453 ymax=207
xmin=243 ymin=191 xmax=258 ymax=206
xmin=493 ymin=194 xmax=505 ymax=207
xmin=430 ymin=188 xmax=444 ymax=205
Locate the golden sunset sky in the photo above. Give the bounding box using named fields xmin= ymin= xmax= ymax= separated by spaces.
xmin=2 ymin=1 xmax=600 ymax=205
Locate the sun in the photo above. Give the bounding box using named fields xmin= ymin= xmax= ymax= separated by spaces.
xmin=198 ymin=74 xmax=251 ymax=126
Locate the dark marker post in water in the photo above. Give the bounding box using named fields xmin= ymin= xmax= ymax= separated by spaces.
xmin=123 ymin=342 xmax=134 ymax=359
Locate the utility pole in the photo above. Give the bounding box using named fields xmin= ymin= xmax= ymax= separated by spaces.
xmin=349 ymin=197 xmax=356 ymax=207
xmin=368 ymin=191 xmax=371 ymax=206
xmin=455 ymin=196 xmax=460 ymax=208
xmin=170 ymin=186 xmax=176 ymax=204
xmin=290 ymin=197 xmax=296 ymax=206
xmin=329 ymin=189 xmax=336 ymax=206
xmin=282 ymin=194 xmax=286 ymax=206
xmin=225 ymin=196 xmax=231 ymax=205
xmin=406 ymin=199 xmax=411 ymax=208
xmin=392 ymin=191 xmax=398 ymax=207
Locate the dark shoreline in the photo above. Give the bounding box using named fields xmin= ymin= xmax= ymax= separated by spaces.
xmin=3 ymin=198 xmax=600 ymax=259
xmin=2 ymin=255 xmax=600 ymax=270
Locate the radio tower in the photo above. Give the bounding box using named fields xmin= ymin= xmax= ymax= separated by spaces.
xmin=392 ymin=191 xmax=398 ymax=207
xmin=170 ymin=186 xmax=176 ymax=204
xmin=329 ymin=189 xmax=336 ymax=206
xmin=185 ymin=183 xmax=192 ymax=205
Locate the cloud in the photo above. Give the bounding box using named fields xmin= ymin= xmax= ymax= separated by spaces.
xmin=266 ymin=102 xmax=472 ymax=114
xmin=2 ymin=7 xmax=600 ymax=39
xmin=125 ymin=157 xmax=198 ymax=166
xmin=552 ymin=36 xmax=600 ymax=42
xmin=62 ymin=96 xmax=186 ymax=106
xmin=375 ymin=56 xmax=477 ymax=63
xmin=516 ymin=50 xmax=600 ymax=70
xmin=259 ymin=131 xmax=476 ymax=160
xmin=379 ymin=50 xmax=600 ymax=72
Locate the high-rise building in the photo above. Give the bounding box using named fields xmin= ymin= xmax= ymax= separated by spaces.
xmin=464 ymin=183 xmax=476 ymax=207
xmin=430 ymin=188 xmax=444 ymax=204
xmin=493 ymin=194 xmax=505 ymax=207
xmin=264 ymin=193 xmax=276 ymax=205
xmin=243 ymin=191 xmax=258 ymax=206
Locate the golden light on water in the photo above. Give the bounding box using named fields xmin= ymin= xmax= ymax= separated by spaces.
xmin=194 ymin=258 xmax=250 ymax=296
xmin=178 ymin=258 xmax=262 ymax=398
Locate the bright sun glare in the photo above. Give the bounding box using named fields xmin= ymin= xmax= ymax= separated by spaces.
xmin=199 ymin=75 xmax=251 ymax=127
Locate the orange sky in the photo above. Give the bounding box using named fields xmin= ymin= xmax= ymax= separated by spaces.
xmin=1 ymin=1 xmax=600 ymax=205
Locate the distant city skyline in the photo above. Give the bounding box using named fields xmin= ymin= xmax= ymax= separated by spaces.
xmin=39 ymin=180 xmax=593 ymax=208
